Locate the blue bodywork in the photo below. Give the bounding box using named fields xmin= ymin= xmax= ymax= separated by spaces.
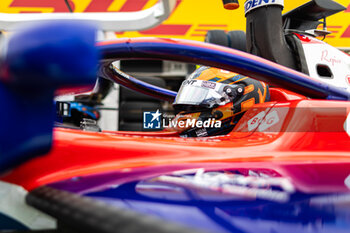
xmin=48 ymin=166 xmax=350 ymax=233
xmin=0 ymin=213 xmax=28 ymax=231
xmin=86 ymin=184 xmax=350 ymax=233
xmin=0 ymin=21 xmax=98 ymax=172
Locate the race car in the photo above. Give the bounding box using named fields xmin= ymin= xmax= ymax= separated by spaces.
xmin=1 ymin=0 xmax=350 ymax=233
xmin=62 ymin=0 xmax=350 ymax=131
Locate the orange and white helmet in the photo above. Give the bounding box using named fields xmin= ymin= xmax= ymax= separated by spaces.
xmin=173 ymin=67 xmax=269 ymax=137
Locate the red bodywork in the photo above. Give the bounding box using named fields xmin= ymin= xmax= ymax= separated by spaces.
xmin=2 ymin=88 xmax=350 ymax=193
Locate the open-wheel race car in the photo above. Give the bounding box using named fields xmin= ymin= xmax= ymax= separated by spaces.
xmin=1 ymin=0 xmax=350 ymax=233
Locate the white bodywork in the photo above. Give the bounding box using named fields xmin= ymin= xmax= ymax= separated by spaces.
xmin=299 ymin=35 xmax=350 ymax=91
xmin=0 ymin=181 xmax=56 ymax=230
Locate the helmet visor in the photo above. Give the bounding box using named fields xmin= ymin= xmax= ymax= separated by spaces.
xmin=174 ymin=80 xmax=232 ymax=108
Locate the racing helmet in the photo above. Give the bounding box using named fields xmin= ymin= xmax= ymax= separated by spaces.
xmin=173 ymin=67 xmax=269 ymax=137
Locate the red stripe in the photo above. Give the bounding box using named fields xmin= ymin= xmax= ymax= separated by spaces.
xmin=97 ymin=38 xmax=130 ymax=46
xmin=317 ymin=26 xmax=342 ymax=30
xmin=194 ymin=29 xmax=210 ymax=32
xmin=140 ymin=24 xmax=191 ymax=35
xmin=56 ymin=85 xmax=94 ymax=96
xmin=10 ymin=0 xmax=183 ymax=14
xmin=119 ymin=0 xmax=149 ymax=12
xmin=19 ymin=11 xmax=43 ymax=13
xmin=198 ymin=24 xmax=227 ymax=27
xmin=341 ymin=25 xmax=350 ymax=38
xmin=86 ymin=0 xmax=180 ymax=13
xmin=10 ymin=0 xmax=75 ymax=12
xmin=346 ymin=4 xmax=350 ymax=12
xmin=85 ymin=0 xmax=113 ymax=12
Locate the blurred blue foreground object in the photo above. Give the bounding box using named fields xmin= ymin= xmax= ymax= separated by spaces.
xmin=0 ymin=21 xmax=98 ymax=172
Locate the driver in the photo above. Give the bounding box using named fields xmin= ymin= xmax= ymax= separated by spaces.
xmin=172 ymin=66 xmax=269 ymax=137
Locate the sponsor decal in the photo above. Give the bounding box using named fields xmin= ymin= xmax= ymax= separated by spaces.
xmin=9 ymin=0 xmax=75 ymax=13
xmin=295 ymin=33 xmax=311 ymax=43
xmin=248 ymin=111 xmax=265 ymax=131
xmin=5 ymin=0 xmax=350 ymax=44
xmin=321 ymin=50 xmax=341 ymax=66
xmin=195 ymin=128 xmax=208 ymax=137
xmin=346 ymin=75 xmax=350 ymax=85
xmin=258 ymin=110 xmax=279 ymax=131
xmin=244 ymin=0 xmax=284 ymax=15
xmin=247 ymin=110 xmax=279 ymax=132
xmin=140 ymin=169 xmax=295 ymax=203
xmin=8 ymin=0 xmax=150 ymax=13
xmin=140 ymin=24 xmax=192 ymax=36
xmin=201 ymin=81 xmax=216 ymax=89
xmin=182 ymin=80 xmax=197 ymax=86
xmin=343 ymin=25 xmax=350 ymax=38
